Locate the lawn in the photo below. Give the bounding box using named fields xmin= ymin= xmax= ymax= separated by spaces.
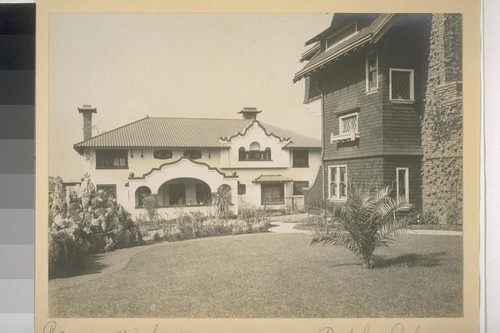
xmin=49 ymin=232 xmax=462 ymax=318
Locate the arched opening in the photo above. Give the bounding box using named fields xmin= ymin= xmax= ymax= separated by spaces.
xmin=264 ymin=147 xmax=271 ymax=160
xmin=157 ymin=178 xmax=212 ymax=206
xmin=249 ymin=141 xmax=261 ymax=150
xmin=238 ymin=147 xmax=246 ymax=161
xmin=249 ymin=142 xmax=261 ymax=160
xmin=135 ymin=186 xmax=152 ymax=207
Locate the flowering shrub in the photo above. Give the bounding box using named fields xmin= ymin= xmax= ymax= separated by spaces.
xmin=48 ymin=174 xmax=144 ymax=278
xmin=158 ymin=209 xmax=271 ymax=242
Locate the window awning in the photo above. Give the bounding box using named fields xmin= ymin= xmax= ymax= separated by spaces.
xmin=253 ymin=175 xmax=293 ymax=183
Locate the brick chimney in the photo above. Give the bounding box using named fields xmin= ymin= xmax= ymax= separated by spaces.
xmin=238 ymin=107 xmax=261 ymax=120
xmin=78 ymin=104 xmax=97 ymax=141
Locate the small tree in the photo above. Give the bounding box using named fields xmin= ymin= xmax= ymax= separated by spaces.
xmin=310 ymin=186 xmax=414 ymax=268
xmin=212 ymin=184 xmax=233 ymax=220
xmin=142 ymin=194 xmax=158 ymax=222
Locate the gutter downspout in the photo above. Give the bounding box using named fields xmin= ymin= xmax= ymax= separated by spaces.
xmin=315 ymin=78 xmax=327 ymax=219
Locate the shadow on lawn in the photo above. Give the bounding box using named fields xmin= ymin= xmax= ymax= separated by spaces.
xmin=76 ymin=253 xmax=110 ymax=276
xmin=373 ymin=252 xmax=447 ymax=268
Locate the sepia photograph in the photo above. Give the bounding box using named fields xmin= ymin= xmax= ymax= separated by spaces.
xmin=36 ymin=2 xmax=480 ymax=332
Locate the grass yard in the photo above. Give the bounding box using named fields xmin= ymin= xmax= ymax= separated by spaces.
xmin=49 ymin=232 xmax=462 ymax=318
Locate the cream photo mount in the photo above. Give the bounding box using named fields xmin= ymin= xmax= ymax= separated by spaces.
xmin=35 ymin=1 xmax=480 ymax=332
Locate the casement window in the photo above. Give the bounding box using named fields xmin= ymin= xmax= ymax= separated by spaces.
xmin=96 ymin=184 xmax=117 ymax=199
xmin=183 ymin=150 xmax=202 ymax=159
xmin=169 ymin=183 xmax=186 ymax=205
xmin=261 ymin=183 xmax=285 ymax=204
xmin=389 ymin=68 xmax=415 ymax=102
xmin=95 ymin=150 xmax=128 ymax=169
xmin=292 ymin=150 xmax=309 ymax=167
xmin=396 ymin=168 xmax=409 ymax=203
xmin=328 ymin=165 xmax=347 ymax=201
xmin=366 ymin=52 xmax=378 ymax=92
xmin=293 ymin=181 xmax=309 ymax=195
xmin=135 ymin=186 xmax=152 ymax=207
xmin=154 ymin=150 xmax=173 ymax=159
xmin=326 ymin=22 xmax=357 ymax=49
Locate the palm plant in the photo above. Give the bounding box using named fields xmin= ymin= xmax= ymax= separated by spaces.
xmin=310 ymin=185 xmax=414 ymax=268
xmin=212 ymin=185 xmax=233 ymax=220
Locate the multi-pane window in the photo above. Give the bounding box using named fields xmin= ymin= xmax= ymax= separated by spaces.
xmin=95 ymin=150 xmax=128 ymax=169
xmin=389 ymin=68 xmax=414 ymax=102
xmin=261 ymin=183 xmax=285 ymax=204
xmin=339 ymin=113 xmax=358 ymax=135
xmin=328 ymin=165 xmax=347 ymax=201
xmin=366 ymin=52 xmax=378 ymax=92
xmin=293 ymin=181 xmax=309 ymax=195
xmin=292 ymin=150 xmax=309 ymax=167
xmin=396 ymin=168 xmax=409 ymax=202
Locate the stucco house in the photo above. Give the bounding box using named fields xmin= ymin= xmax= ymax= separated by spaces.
xmin=73 ymin=106 xmax=321 ymax=219
xmin=294 ymin=13 xmax=463 ymax=223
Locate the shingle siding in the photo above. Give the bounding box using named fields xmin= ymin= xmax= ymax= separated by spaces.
xmin=297 ymin=14 xmax=462 ymax=222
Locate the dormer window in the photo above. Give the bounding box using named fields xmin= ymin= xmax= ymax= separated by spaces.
xmin=326 ymin=21 xmax=357 ymax=49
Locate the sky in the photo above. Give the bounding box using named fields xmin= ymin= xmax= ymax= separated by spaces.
xmin=49 ymin=13 xmax=332 ymax=180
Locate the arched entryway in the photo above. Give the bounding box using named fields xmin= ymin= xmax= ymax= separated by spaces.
xmin=157 ymin=178 xmax=211 ymax=207
xmin=135 ymin=186 xmax=152 ymax=207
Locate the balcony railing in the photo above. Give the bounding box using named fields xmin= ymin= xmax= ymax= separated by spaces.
xmin=330 ymin=131 xmax=360 ymax=143
xmin=239 ymin=150 xmax=272 ymax=161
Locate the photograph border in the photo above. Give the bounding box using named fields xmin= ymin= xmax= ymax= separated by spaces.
xmin=35 ymin=1 xmax=480 ymax=332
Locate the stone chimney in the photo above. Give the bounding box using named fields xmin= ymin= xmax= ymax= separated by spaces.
xmin=78 ymin=104 xmax=97 ymax=141
xmin=238 ymin=107 xmax=261 ymax=120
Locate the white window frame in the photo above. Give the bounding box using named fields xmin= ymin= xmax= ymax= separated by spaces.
xmin=331 ymin=113 xmax=360 ymax=143
xmin=326 ymin=21 xmax=358 ymax=49
xmin=339 ymin=113 xmax=359 ymax=135
xmin=389 ymin=68 xmax=415 ymax=103
xmin=328 ymin=165 xmax=348 ymax=201
xmin=396 ymin=167 xmax=410 ymax=203
xmin=366 ymin=51 xmax=378 ymax=93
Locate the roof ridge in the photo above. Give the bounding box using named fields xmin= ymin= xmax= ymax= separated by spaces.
xmin=73 ymin=116 xmax=150 ymax=147
xmin=146 ymin=116 xmax=246 ymax=121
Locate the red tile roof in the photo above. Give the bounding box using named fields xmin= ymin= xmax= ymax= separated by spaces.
xmin=73 ymin=117 xmax=321 ymax=154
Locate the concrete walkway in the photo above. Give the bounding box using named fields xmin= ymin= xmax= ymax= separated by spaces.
xmin=268 ymin=214 xmax=463 ymax=236
xmin=268 ymin=222 xmax=310 ymax=234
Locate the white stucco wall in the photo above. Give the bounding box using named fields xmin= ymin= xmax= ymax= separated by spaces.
xmin=79 ymin=121 xmax=321 ymax=218
xmin=223 ymin=122 xmax=291 ymax=169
